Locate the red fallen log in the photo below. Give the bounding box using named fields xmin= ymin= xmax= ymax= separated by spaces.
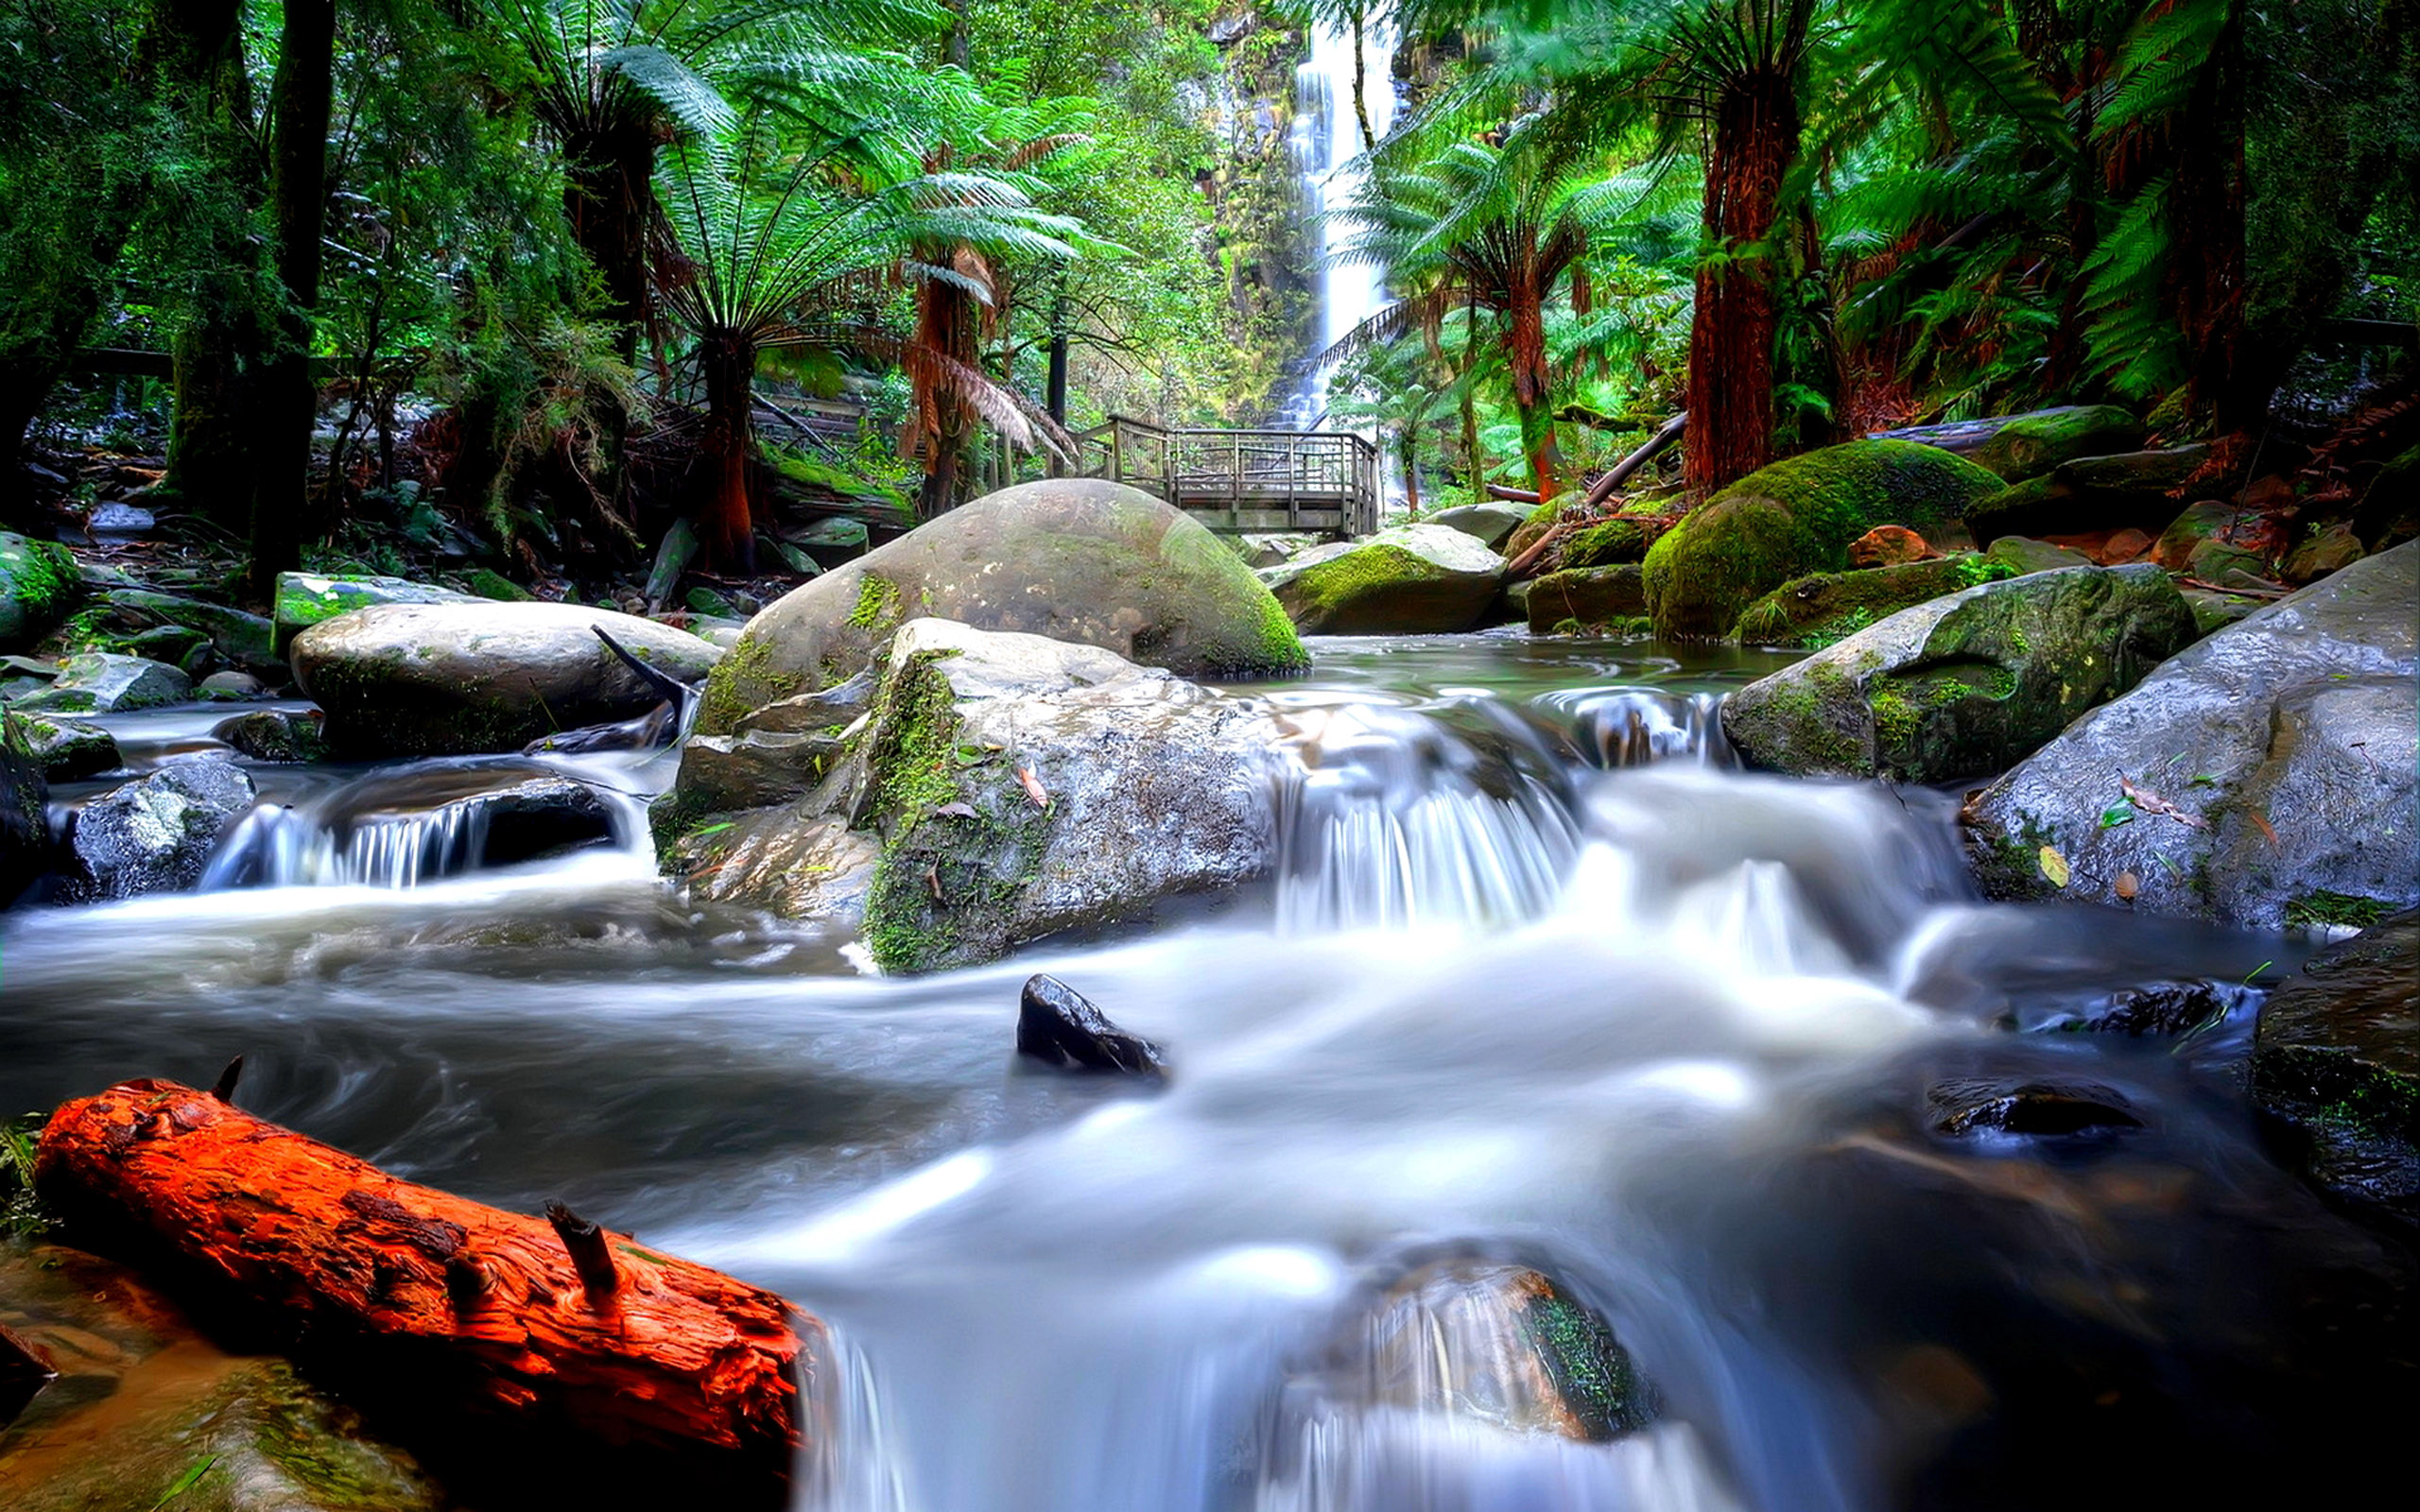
xmin=36 ymin=1077 xmax=808 ymax=1499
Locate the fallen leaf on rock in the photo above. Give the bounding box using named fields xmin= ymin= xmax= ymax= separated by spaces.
xmin=2115 ymin=870 xmax=2140 ymax=901
xmin=2248 ymin=809 xmax=2278 ymax=846
xmin=2118 ymin=775 xmax=2208 ymax=830
xmin=2038 ymin=846 xmax=2071 ymax=888
xmin=931 ymin=801 xmax=977 ymax=819
xmin=1017 ymin=765 xmax=1049 ymax=808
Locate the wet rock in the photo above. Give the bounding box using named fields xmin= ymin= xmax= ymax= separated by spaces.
xmin=13 ymin=652 xmax=192 ymax=713
xmin=1850 ymin=524 xmax=1935 ymax=567
xmin=700 ymin=479 xmax=1305 ymax=734
xmin=0 ymin=1245 xmax=441 ymax=1511
xmin=2179 ymin=586 xmax=2264 ymax=636
xmin=1927 ymin=1078 xmax=2145 ymax=1136
xmin=2152 ymin=499 xmax=2282 ymax=576
xmin=1729 ymin=556 xmax=2009 ymax=649
xmin=2251 ymin=910 xmax=2419 ymax=1228
xmin=290 ymin=601 xmax=721 ymax=757
xmin=1261 ymin=524 xmax=1504 ymax=634
xmin=271 ymin=571 xmax=480 ymax=651
xmin=62 ymin=758 xmax=253 ymax=902
xmin=2057 ymin=980 xmax=2256 ymax=1036
xmin=733 ymin=669 xmax=872 ymax=735
xmin=2282 ymin=522 xmax=2366 ymax=585
xmin=14 ymin=713 xmax=119 ymax=782
xmin=1016 ymin=974 xmax=1167 ymax=1074
xmin=213 ymin=708 xmax=330 ymax=764
xmin=1722 ymin=564 xmax=2194 ymax=783
xmin=1 ymin=712 xmax=51 ymax=901
xmin=1965 ymin=404 xmax=2147 ymax=482
xmin=667 ymin=619 xmax=1281 ymax=972
xmin=1963 ymin=542 xmax=2416 ymax=929
xmin=1984 ymin=537 xmax=2095 ymax=576
xmin=1302 ymin=1258 xmax=1656 ymax=1441
xmin=1965 ymin=445 xmax=2211 ymax=545
xmin=1426 ymin=502 xmax=1529 ymax=550
xmin=672 ymin=729 xmax=844 ymax=813
xmin=1642 ymin=440 xmax=2002 ymax=638
xmin=197 ymin=670 xmax=266 ymax=701
xmin=94 ymin=589 xmax=279 ymax=674
xmin=1525 ymin=564 xmax=1645 ymax=632
xmin=521 ymin=701 xmax=679 ymax=755
xmin=0 ymin=531 xmax=81 ymax=653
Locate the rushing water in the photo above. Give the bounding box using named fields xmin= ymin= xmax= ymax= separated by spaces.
xmin=4 ymin=633 xmax=2413 ymax=1510
xmin=1284 ymin=12 xmax=1399 ymax=430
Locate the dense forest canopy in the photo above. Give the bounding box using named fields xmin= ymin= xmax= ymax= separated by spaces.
xmin=2 ymin=0 xmax=2414 ymax=592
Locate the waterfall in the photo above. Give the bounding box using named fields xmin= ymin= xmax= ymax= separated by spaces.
xmin=1284 ymin=12 xmax=1400 ymax=430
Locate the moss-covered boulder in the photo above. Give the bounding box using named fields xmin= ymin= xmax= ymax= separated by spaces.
xmin=2250 ymin=909 xmax=2419 ymax=1230
xmin=699 ymin=480 xmax=1305 ymax=734
xmin=1 ymin=710 xmax=51 ymax=902
xmin=14 ymin=713 xmax=119 ymax=781
xmin=270 ymin=572 xmax=479 ymax=652
xmin=1730 ymin=555 xmax=2014 ymax=649
xmin=1560 ymin=515 xmax=1652 ymax=568
xmin=1641 ymin=440 xmax=2004 ymax=639
xmin=212 ymin=708 xmax=330 ymax=764
xmin=291 ymin=601 xmax=721 ymax=756
xmin=2282 ymin=523 xmax=2366 ymax=585
xmin=1965 ymin=445 xmax=2210 ymax=544
xmin=2150 ymin=500 xmax=2281 ymax=574
xmin=12 ymin=652 xmax=192 ymax=713
xmin=1262 ymin=524 xmax=1503 ymax=634
xmin=0 ymin=533 xmax=81 ymax=653
xmin=1502 ymin=492 xmax=1579 ymax=559
xmin=1963 ymin=541 xmax=2418 ymax=928
xmin=665 ymin=618 xmax=1280 ymax=972
xmin=1985 ymin=537 xmax=2096 ymax=576
xmin=1526 ymin=565 xmax=1646 ymax=632
xmin=1967 ymin=405 xmax=2146 ymax=482
xmin=1722 ymin=563 xmax=2195 ymax=784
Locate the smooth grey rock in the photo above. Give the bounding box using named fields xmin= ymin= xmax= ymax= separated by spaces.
xmin=13 ymin=652 xmax=191 ymax=713
xmin=1260 ymin=524 xmax=1504 ymax=634
xmin=290 ymin=601 xmax=721 ymax=757
xmin=198 ymin=669 xmax=266 ymax=700
xmin=271 ymin=571 xmax=479 ymax=650
xmin=1426 ymin=502 xmax=1530 ymax=550
xmin=1963 ymin=541 xmax=2418 ymax=929
xmin=1723 ymin=564 xmax=2197 ymax=783
xmin=699 ymin=479 xmax=1306 ymax=734
xmin=63 ymin=758 xmax=253 ymax=901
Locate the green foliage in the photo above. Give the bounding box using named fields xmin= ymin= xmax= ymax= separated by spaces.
xmin=1 ymin=1111 xmax=49 ymax=1238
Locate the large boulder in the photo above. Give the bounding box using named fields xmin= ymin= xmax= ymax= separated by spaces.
xmin=272 ymin=571 xmax=479 ymax=651
xmin=11 ymin=652 xmax=192 ymax=713
xmin=2250 ymin=910 xmax=2418 ymax=1229
xmin=291 ymin=601 xmax=721 ymax=756
xmin=697 ymin=479 xmax=1305 ymax=734
xmin=61 ymin=757 xmax=254 ymax=902
xmin=1 ymin=710 xmax=50 ymax=902
xmin=0 ymin=532 xmax=81 ymax=652
xmin=1722 ymin=563 xmax=2196 ymax=784
xmin=1966 ymin=405 xmax=2147 ymax=482
xmin=1964 ymin=445 xmax=2209 ymax=545
xmin=1640 ymin=440 xmax=2003 ymax=638
xmin=1730 ymin=556 xmax=2011 ymax=648
xmin=1425 ymin=502 xmax=1529 ymax=550
xmin=1962 ymin=542 xmax=2417 ymax=927
xmin=1261 ymin=524 xmax=1504 ymax=634
xmin=664 ymin=619 xmax=1280 ymax=972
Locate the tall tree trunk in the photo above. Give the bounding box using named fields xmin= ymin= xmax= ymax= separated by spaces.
xmin=1461 ymin=298 xmax=1482 ymax=503
xmin=911 ymin=261 xmax=981 ymax=522
xmin=696 ymin=334 xmax=757 ymax=571
xmin=244 ymin=0 xmax=336 ymax=592
xmin=1350 ymin=6 xmax=1376 ymax=153
xmin=562 ymin=125 xmax=658 ymax=368
xmin=1506 ymin=256 xmax=1561 ymax=501
xmin=2174 ymin=3 xmax=2255 ymax=430
xmin=1399 ymin=422 xmax=1420 ymax=515
xmin=1684 ymin=67 xmax=1799 ymax=494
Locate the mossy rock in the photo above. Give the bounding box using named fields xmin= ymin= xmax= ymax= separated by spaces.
xmin=93 ymin=589 xmax=278 ymax=673
xmin=700 ymin=479 xmax=1305 ymax=734
xmin=1731 ymin=555 xmax=2014 ymax=649
xmin=1722 ymin=563 xmax=2196 ymax=783
xmin=1502 ymin=491 xmax=1584 ymax=560
xmin=1641 ymin=440 xmax=2003 ymax=639
xmin=1561 ymin=516 xmax=1651 ymax=569
xmin=1966 ymin=445 xmax=2210 ymax=545
xmin=1 ymin=708 xmax=50 ymax=901
xmin=1262 ymin=524 xmax=1504 ymax=634
xmin=270 ymin=572 xmax=480 ymax=652
xmin=459 ymin=567 xmax=534 ymax=602
xmin=0 ymin=531 xmax=83 ymax=653
xmin=15 ymin=713 xmax=120 ymax=781
xmin=1968 ymin=404 xmax=2145 ymax=483
xmin=1527 ymin=564 xmax=1646 ymax=633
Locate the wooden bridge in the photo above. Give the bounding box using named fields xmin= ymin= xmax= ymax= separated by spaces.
xmin=1073 ymin=415 xmax=1379 ymax=538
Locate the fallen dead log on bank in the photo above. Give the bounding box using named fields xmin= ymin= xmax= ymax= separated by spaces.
xmin=35 ymin=1076 xmax=808 ymax=1502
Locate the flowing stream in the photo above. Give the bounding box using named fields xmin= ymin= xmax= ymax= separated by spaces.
xmin=4 ymin=633 xmax=2413 ymax=1510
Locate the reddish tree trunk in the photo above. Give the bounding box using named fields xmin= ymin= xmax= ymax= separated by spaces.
xmin=1685 ymin=67 xmax=1799 ymax=494
xmin=697 ymin=334 xmax=758 ymax=571
xmin=36 ymin=1078 xmax=809 ymax=1500
xmin=1507 ymin=252 xmax=1562 ymax=501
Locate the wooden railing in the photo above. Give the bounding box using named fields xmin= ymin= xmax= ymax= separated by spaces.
xmin=1073 ymin=414 xmax=1378 ymax=538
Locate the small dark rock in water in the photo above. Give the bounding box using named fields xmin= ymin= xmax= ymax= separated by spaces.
xmin=1927 ymin=1078 xmax=2144 ymax=1137
xmin=2251 ymin=908 xmax=2420 ymax=1230
xmin=215 ymin=707 xmax=330 ymax=764
xmin=1017 ymin=974 xmax=1167 ymax=1075
xmin=2059 ymin=980 xmax=2257 ymax=1037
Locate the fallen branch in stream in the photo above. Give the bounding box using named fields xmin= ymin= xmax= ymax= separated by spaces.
xmin=36 ymin=1076 xmax=812 ymax=1505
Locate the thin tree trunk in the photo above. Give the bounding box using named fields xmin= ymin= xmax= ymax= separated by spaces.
xmin=697 ymin=335 xmax=758 ymax=571
xmin=244 ymin=0 xmax=336 ymax=593
xmin=1507 ymin=256 xmax=1561 ymax=501
xmin=1684 ymin=66 xmax=1799 ymax=494
xmin=1461 ymin=299 xmax=1482 ymax=503
xmin=1400 ymin=422 xmax=1421 ymax=516
xmin=1350 ymin=6 xmax=1376 ymax=153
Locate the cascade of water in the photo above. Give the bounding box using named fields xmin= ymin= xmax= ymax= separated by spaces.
xmin=1534 ymin=689 xmax=1737 ymax=770
xmin=1283 ymin=13 xmax=1400 ymax=430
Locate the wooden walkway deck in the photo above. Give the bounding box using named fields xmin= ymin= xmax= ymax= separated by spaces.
xmin=1074 ymin=415 xmax=1378 ymax=538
